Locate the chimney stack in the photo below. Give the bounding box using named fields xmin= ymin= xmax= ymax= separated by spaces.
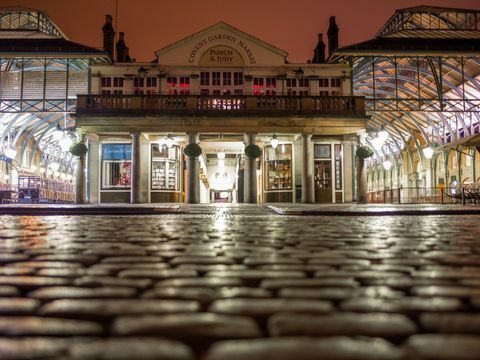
xmin=312 ymin=33 xmax=326 ymax=63
xmin=327 ymin=16 xmax=339 ymax=59
xmin=102 ymin=14 xmax=115 ymax=61
xmin=116 ymin=32 xmax=127 ymax=62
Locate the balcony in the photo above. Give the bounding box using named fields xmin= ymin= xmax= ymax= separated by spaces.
xmin=76 ymin=94 xmax=366 ymax=118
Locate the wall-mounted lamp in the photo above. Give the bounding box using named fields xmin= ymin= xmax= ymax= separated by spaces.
xmin=138 ymin=66 xmax=148 ymax=79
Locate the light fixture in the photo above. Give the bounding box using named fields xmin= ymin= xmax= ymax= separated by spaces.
xmin=371 ymin=137 xmax=383 ymax=151
xmin=423 ymin=146 xmax=434 ymax=159
xmin=217 ymin=152 xmax=225 ymax=159
xmin=4 ymin=147 xmax=17 ymax=159
xmin=383 ymin=159 xmax=392 ymax=171
xmin=66 ymin=174 xmax=73 ymax=181
xmin=59 ymin=135 xmax=73 ymax=152
xmin=138 ymin=66 xmax=148 ymax=79
xmin=271 ymin=134 xmax=279 ymax=149
xmin=165 ymin=134 xmax=174 ymax=148
xmin=30 ymin=165 xmax=37 ymax=172
xmin=378 ymin=129 xmax=388 ymax=142
xmin=52 ymin=125 xmax=64 ymax=141
xmin=294 ymin=67 xmax=304 ymax=78
xmin=49 ymin=162 xmax=60 ymax=172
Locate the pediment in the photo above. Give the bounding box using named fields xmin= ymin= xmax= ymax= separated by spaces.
xmin=155 ymin=22 xmax=288 ymax=67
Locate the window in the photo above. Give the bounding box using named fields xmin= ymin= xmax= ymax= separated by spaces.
xmin=201 ymin=89 xmax=209 ymax=95
xmin=146 ymin=77 xmax=157 ymax=87
xmin=113 ymin=77 xmax=124 ymax=87
xmin=200 ymin=72 xmax=210 ymax=86
xmin=330 ymin=78 xmax=342 ymax=87
xmin=167 ymin=77 xmax=177 ymax=87
xmin=234 ymin=72 xmax=243 ymax=85
xmin=234 ymin=89 xmax=243 ymax=95
xmin=319 ymin=78 xmax=329 ymax=87
xmin=299 ymin=78 xmax=309 ymax=87
xmin=212 ymin=72 xmax=221 ymax=86
xmin=266 ymin=77 xmax=276 ymax=88
xmin=264 ymin=144 xmax=293 ymax=191
xmin=101 ymin=77 xmax=112 ymax=87
xmin=102 ymin=144 xmax=132 ymax=190
xmin=286 ymin=78 xmax=297 ymax=88
xmin=133 ymin=77 xmax=144 ymax=88
xmin=151 ymin=144 xmax=180 ymax=191
xmin=253 ymin=77 xmax=264 ymax=86
xmin=222 ymin=72 xmax=232 ymax=86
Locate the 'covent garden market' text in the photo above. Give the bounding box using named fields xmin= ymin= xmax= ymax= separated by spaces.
xmin=187 ymin=33 xmax=256 ymax=64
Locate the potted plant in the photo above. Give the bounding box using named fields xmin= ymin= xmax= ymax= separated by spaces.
xmin=183 ymin=143 xmax=202 ymax=158
xmin=69 ymin=142 xmax=88 ymax=157
xmin=244 ymin=144 xmax=262 ymax=158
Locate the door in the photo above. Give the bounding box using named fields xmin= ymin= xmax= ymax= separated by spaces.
xmin=314 ymin=160 xmax=332 ymax=203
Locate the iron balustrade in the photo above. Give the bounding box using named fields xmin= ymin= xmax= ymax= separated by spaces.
xmin=76 ymin=94 xmax=366 ymax=117
xmin=367 ymin=187 xmax=476 ymax=205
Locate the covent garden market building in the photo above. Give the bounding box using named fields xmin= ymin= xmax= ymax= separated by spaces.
xmin=0 ymin=6 xmax=479 ymax=205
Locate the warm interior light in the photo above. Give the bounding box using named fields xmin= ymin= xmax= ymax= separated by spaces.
xmin=165 ymin=135 xmax=174 ymax=148
xmin=423 ymin=146 xmax=434 ymax=159
xmin=383 ymin=160 xmax=392 ymax=171
xmin=371 ymin=137 xmax=384 ymax=151
xmin=49 ymin=162 xmax=60 ymax=172
xmin=217 ymin=152 xmax=225 ymax=159
xmin=66 ymin=174 xmax=73 ymax=181
xmin=271 ymin=135 xmax=279 ymax=149
xmin=30 ymin=165 xmax=37 ymax=172
xmin=4 ymin=147 xmax=17 ymax=159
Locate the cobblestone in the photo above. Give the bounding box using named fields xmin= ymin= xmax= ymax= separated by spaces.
xmin=0 ymin=206 xmax=480 ymax=359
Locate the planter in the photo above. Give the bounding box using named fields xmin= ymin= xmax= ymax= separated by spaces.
xmin=69 ymin=142 xmax=88 ymax=157
xmin=244 ymin=144 xmax=262 ymax=159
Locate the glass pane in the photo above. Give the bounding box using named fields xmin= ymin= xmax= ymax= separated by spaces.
xmin=264 ymin=144 xmax=292 ymax=191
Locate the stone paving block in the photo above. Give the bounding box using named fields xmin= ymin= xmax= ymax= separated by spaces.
xmin=405 ymin=334 xmax=480 ymax=359
xmin=0 ymin=267 xmax=35 ymax=275
xmin=420 ymin=313 xmax=480 ymax=333
xmin=209 ymin=298 xmax=333 ymax=318
xmin=34 ymin=254 xmax=99 ymax=264
xmin=118 ymin=269 xmax=197 ymax=279
xmin=243 ymin=256 xmax=303 ymax=266
xmin=171 ymin=256 xmax=236 ymax=265
xmin=10 ymin=261 xmax=84 ymax=268
xmin=278 ymin=286 xmax=404 ymax=300
xmin=412 ymin=286 xmax=480 ymax=298
xmin=156 ymin=277 xmax=243 ymax=288
xmin=0 ymin=298 xmax=39 ymax=314
xmin=68 ymin=338 xmax=194 ymax=360
xmin=269 ymin=312 xmax=417 ymax=339
xmin=340 ymin=297 xmax=463 ymax=314
xmin=0 ymin=276 xmax=71 ymax=288
xmin=74 ymin=276 xmax=152 ymax=288
xmin=0 ymin=316 xmax=102 ymax=336
xmin=261 ymin=278 xmax=359 ymax=290
xmin=28 ymin=286 xmax=137 ymax=299
xmin=0 ymin=285 xmax=19 ymax=297
xmin=41 ymin=299 xmax=200 ymax=318
xmin=112 ymin=313 xmax=262 ymax=342
xmin=100 ymin=256 xmax=165 ymax=263
xmin=205 ymin=337 xmax=406 ymax=360
xmin=0 ymin=338 xmax=74 ymax=359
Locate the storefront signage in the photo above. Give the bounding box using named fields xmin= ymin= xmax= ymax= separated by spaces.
xmin=102 ymin=144 xmax=132 ymax=160
xmin=199 ymin=46 xmax=244 ymax=67
xmin=0 ymin=155 xmax=12 ymax=164
xmin=188 ymin=33 xmax=256 ymax=65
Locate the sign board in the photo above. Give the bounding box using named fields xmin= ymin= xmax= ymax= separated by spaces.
xmin=102 ymin=144 xmax=132 ymax=160
xmin=0 ymin=155 xmax=13 ymax=164
xmin=199 ymin=46 xmax=245 ymax=67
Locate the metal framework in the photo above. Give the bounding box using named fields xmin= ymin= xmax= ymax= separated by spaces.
xmin=0 ymin=7 xmax=106 ymax=180
xmin=332 ymin=6 xmax=480 ymax=164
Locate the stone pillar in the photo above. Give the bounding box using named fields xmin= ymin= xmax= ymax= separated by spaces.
xmin=87 ymin=134 xmax=100 ymax=204
xmin=356 ymin=157 xmax=368 ymax=203
xmin=75 ymin=133 xmax=86 ymax=204
xmin=130 ymin=132 xmax=142 ymax=204
xmin=301 ymin=134 xmax=314 ymax=203
xmin=186 ymin=133 xmax=200 ymax=204
xmin=342 ymin=140 xmax=354 ymax=202
xmin=244 ymin=133 xmax=257 ymax=203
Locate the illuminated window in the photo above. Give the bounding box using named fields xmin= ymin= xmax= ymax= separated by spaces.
xmin=102 ymin=144 xmax=131 ymax=190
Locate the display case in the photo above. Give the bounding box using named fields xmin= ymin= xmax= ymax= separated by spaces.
xmin=151 ymin=144 xmax=181 ymax=200
xmin=264 ymin=143 xmax=293 ymax=202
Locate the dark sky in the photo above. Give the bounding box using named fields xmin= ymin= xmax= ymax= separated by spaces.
xmin=4 ymin=0 xmax=480 ymax=62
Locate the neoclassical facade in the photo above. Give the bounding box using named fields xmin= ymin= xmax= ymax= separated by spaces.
xmin=76 ymin=20 xmax=367 ymax=204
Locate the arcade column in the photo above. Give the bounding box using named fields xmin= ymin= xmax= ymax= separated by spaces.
xmin=244 ymin=133 xmax=257 ymax=203
xmin=186 ymin=132 xmax=200 ymax=204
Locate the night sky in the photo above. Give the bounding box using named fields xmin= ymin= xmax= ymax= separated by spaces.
xmin=4 ymin=0 xmax=480 ymax=62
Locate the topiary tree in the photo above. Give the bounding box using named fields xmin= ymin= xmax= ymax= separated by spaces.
xmin=69 ymin=142 xmax=88 ymax=157
xmin=356 ymin=145 xmax=374 ymax=160
xmin=183 ymin=143 xmax=202 ymax=158
xmin=244 ymin=144 xmax=262 ymax=159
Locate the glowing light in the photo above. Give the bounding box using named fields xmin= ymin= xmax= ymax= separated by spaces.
xmin=59 ymin=135 xmax=73 ymax=152
xmin=54 ymin=171 xmax=60 ymax=177
xmin=371 ymin=137 xmax=384 ymax=151
xmin=165 ymin=135 xmax=174 ymax=148
xmin=60 ymin=173 xmax=66 ymax=180
xmin=3 ymin=174 xmax=8 ymax=180
xmin=66 ymin=174 xmax=73 ymax=181
xmin=378 ymin=130 xmax=389 ymax=142
xmin=383 ymin=160 xmax=392 ymax=171
xmin=30 ymin=165 xmax=37 ymax=172
xmin=423 ymin=146 xmax=434 ymax=159
xmin=52 ymin=129 xmax=63 ymax=141
xmin=49 ymin=162 xmax=60 ymax=172
xmin=217 ymin=152 xmax=225 ymax=159
xmin=271 ymin=135 xmax=279 ymax=149
xmin=46 ymin=169 xmax=53 ymax=176
xmin=39 ymin=167 xmax=46 ymax=174
xmin=4 ymin=147 xmax=17 ymax=159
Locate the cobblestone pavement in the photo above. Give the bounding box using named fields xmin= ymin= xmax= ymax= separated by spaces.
xmin=1 ymin=205 xmax=480 ymax=359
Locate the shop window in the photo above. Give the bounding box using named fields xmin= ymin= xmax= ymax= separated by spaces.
xmin=101 ymin=144 xmax=131 ymax=190
xmin=264 ymin=144 xmax=292 ymax=191
xmin=151 ymin=144 xmax=180 ymax=191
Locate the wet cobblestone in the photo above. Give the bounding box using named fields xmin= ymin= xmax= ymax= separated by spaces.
xmin=0 ymin=205 xmax=480 ymax=359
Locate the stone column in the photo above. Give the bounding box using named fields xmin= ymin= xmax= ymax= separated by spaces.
xmin=356 ymin=156 xmax=368 ymax=203
xmin=75 ymin=133 xmax=86 ymax=204
xmin=87 ymin=134 xmax=100 ymax=204
xmin=130 ymin=132 xmax=142 ymax=204
xmin=186 ymin=133 xmax=200 ymax=204
xmin=301 ymin=134 xmax=314 ymax=203
xmin=244 ymin=133 xmax=257 ymax=203
xmin=342 ymin=140 xmax=354 ymax=202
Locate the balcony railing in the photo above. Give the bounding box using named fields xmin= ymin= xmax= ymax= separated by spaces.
xmin=76 ymin=94 xmax=366 ymax=117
